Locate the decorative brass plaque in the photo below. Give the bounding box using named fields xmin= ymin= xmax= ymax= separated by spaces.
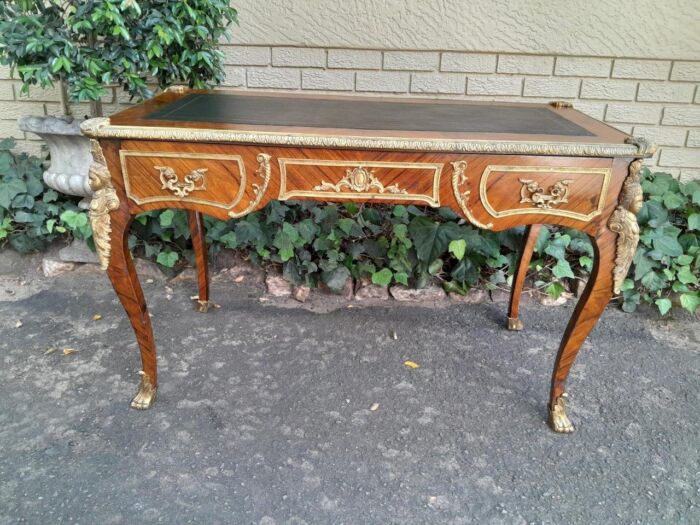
xmin=314 ymin=166 xmax=407 ymax=195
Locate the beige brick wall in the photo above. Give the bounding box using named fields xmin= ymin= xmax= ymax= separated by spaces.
xmin=1 ymin=47 xmax=699 ymax=179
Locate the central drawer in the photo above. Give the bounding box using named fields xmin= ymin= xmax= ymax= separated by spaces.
xmin=277 ymin=157 xmax=443 ymax=207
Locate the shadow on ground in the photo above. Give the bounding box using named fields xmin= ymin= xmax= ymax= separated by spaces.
xmin=1 ymin=264 xmax=698 ymax=524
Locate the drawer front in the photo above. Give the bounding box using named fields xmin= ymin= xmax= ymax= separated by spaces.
xmin=479 ymin=165 xmax=612 ymax=221
xmin=119 ymin=150 xmax=246 ymax=209
xmin=278 ymin=158 xmax=442 ymax=207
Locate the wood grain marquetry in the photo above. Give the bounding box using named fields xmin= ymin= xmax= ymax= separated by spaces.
xmin=119 ymin=149 xmax=246 ymax=209
xmin=82 ymin=88 xmax=655 ymax=433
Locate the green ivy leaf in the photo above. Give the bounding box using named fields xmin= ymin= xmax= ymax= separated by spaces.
xmin=622 ymin=290 xmax=640 ymax=313
xmin=620 ymin=278 xmax=635 ymax=291
xmin=159 ymin=209 xmax=175 ymax=227
xmin=338 ymin=218 xmax=355 ymax=235
xmin=652 ymin=232 xmax=683 ymax=257
xmin=552 ymin=259 xmax=575 ymax=279
xmin=688 ymin=213 xmax=700 ymax=231
xmin=392 ymin=205 xmax=407 ymax=218
xmin=394 ymin=272 xmax=408 ymax=286
xmin=579 ymin=255 xmax=593 ymax=271
xmin=640 ymin=270 xmax=667 ymax=292
xmin=156 ymin=250 xmax=179 ymax=268
xmin=655 ymin=298 xmax=672 ymax=316
xmin=544 ymin=281 xmax=566 ymax=299
xmin=409 ymin=217 xmax=461 ymax=263
xmin=371 ymin=268 xmax=392 ymax=287
xmin=219 ymin=231 xmax=237 ymax=249
xmin=60 ymin=210 xmax=88 ymax=229
xmin=0 ymin=178 xmax=28 ymax=208
xmin=680 ymin=292 xmax=700 ymax=314
xmin=448 ymin=239 xmax=466 ymax=261
xmin=677 ymin=265 xmax=698 ymax=285
xmin=662 ymin=191 xmax=686 ymax=210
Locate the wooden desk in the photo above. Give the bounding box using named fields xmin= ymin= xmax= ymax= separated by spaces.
xmin=81 ymin=88 xmax=655 ymax=433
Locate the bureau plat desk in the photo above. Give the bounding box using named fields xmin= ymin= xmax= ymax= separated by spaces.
xmin=81 ymin=87 xmax=655 ymax=433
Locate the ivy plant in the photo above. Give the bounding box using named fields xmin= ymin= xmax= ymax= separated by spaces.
xmin=0 ymin=138 xmax=88 ymax=252
xmin=0 ymin=0 xmax=238 ymax=114
xmin=621 ymin=169 xmax=700 ymax=315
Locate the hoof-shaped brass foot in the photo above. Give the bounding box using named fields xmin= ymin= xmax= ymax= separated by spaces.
xmin=130 ymin=372 xmax=157 ymax=410
xmin=193 ymin=299 xmax=217 ymax=313
xmin=548 ymin=394 xmax=574 ymax=433
xmin=507 ymin=317 xmax=524 ymax=331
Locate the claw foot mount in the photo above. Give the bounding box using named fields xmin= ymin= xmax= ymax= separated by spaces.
xmin=130 ymin=372 xmax=157 ymax=409
xmin=507 ymin=317 xmax=524 ymax=331
xmin=548 ymin=394 xmax=574 ymax=433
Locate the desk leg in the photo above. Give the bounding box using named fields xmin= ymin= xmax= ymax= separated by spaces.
xmin=507 ymin=224 xmax=541 ymax=330
xmin=548 ymin=229 xmax=615 ymax=433
xmin=107 ymin=213 xmax=158 ymax=409
xmin=187 ymin=211 xmax=211 ymax=312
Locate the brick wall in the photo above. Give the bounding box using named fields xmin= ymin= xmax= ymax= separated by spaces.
xmin=1 ymin=48 xmax=699 ymax=180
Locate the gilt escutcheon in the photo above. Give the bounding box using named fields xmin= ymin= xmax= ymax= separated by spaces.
xmin=156 ymin=165 xmax=208 ymax=198
xmin=519 ymin=179 xmax=573 ymax=209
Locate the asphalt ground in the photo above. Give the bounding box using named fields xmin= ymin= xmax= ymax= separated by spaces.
xmin=0 ymin=261 xmax=698 ymax=524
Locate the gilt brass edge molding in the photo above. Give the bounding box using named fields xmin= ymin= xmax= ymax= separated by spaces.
xmin=228 ymin=152 xmax=272 ymax=218
xmin=450 ymin=160 xmax=493 ymax=230
xmin=80 ymin=119 xmax=654 ymax=158
xmin=118 ymin=150 xmax=247 ymax=210
xmin=608 ymin=159 xmax=643 ymax=294
xmin=479 ymin=165 xmax=612 ymax=222
xmin=88 ymin=139 xmax=120 ymax=270
xmin=278 ymin=158 xmax=442 ymax=207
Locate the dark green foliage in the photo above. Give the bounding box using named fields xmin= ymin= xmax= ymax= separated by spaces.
xmin=621 ymin=169 xmax=700 ymax=315
xmin=0 ymin=138 xmax=87 ymax=252
xmin=0 ymin=0 xmax=238 ymax=103
xmin=0 ymin=141 xmax=697 ymax=315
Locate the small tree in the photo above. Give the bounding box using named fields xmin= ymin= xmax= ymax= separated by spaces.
xmin=0 ymin=0 xmax=238 ymax=116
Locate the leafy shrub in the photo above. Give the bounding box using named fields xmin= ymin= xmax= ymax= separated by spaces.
xmin=0 ymin=140 xmax=697 ymax=315
xmin=621 ymin=170 xmax=700 ymax=315
xmin=0 ymin=0 xmax=238 ymax=108
xmin=0 ymin=138 xmax=88 ymax=252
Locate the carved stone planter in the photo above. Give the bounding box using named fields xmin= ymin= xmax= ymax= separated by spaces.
xmin=17 ymin=115 xmax=93 ymax=207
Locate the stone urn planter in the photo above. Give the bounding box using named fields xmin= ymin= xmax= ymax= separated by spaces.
xmin=17 ymin=115 xmax=93 ymax=208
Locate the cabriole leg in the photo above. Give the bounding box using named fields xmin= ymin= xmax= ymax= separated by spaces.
xmin=548 ymin=229 xmax=616 ymax=433
xmin=507 ymin=224 xmax=541 ymax=330
xmin=106 ymin=213 xmax=158 ymax=409
xmin=187 ymin=211 xmax=211 ymax=312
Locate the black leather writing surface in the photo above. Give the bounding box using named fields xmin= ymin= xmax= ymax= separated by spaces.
xmin=145 ymin=93 xmax=593 ymax=136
